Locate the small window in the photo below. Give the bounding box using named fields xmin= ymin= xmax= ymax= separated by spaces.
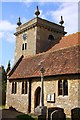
xmin=22 ymin=43 xmax=27 ymax=50
xmin=22 ymin=81 xmax=24 ymax=94
xmin=63 ymin=80 xmax=68 ymax=95
xmin=22 ymin=81 xmax=27 ymax=94
xmin=12 ymin=82 xmax=17 ymax=94
xmin=58 ymin=80 xmax=62 ymax=95
xmin=48 ymin=35 xmax=54 ymax=41
xmin=14 ymin=82 xmax=17 ymax=94
xmin=22 ymin=44 xmax=24 ymax=50
xmin=12 ymin=82 xmax=14 ymax=94
xmin=25 ymin=81 xmax=27 ymax=94
xmin=58 ymin=80 xmax=68 ymax=96
xmin=25 ymin=43 xmax=27 ymax=50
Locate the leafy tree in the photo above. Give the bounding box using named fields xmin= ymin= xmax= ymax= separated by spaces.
xmin=0 ymin=65 xmax=7 ymax=105
xmin=6 ymin=60 xmax=11 ymax=74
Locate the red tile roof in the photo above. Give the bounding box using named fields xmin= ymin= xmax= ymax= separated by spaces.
xmin=9 ymin=45 xmax=80 ymax=80
xmin=8 ymin=32 xmax=80 ymax=79
xmin=48 ymin=32 xmax=80 ymax=52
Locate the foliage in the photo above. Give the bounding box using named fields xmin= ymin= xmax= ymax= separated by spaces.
xmin=2 ymin=66 xmax=7 ymax=84
xmin=17 ymin=114 xmax=38 ymax=120
xmin=66 ymin=118 xmax=71 ymax=120
xmin=0 ymin=65 xmax=7 ymax=105
xmin=6 ymin=60 xmax=11 ymax=73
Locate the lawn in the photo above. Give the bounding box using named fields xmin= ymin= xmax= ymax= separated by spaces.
xmin=17 ymin=114 xmax=71 ymax=120
xmin=0 ymin=105 xmax=6 ymax=109
xmin=66 ymin=118 xmax=71 ymax=120
xmin=17 ymin=114 xmax=38 ymax=120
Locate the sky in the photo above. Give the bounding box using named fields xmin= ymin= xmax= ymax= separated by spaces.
xmin=0 ymin=0 xmax=80 ymax=70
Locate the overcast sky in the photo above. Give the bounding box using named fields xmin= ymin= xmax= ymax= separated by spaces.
xmin=0 ymin=0 xmax=80 ymax=69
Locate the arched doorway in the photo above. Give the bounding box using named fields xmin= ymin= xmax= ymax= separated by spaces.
xmin=34 ymin=87 xmax=41 ymax=108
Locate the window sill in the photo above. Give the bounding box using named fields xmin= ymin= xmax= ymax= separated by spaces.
xmin=21 ymin=94 xmax=28 ymax=95
xmin=11 ymin=93 xmax=17 ymax=95
xmin=58 ymin=95 xmax=68 ymax=97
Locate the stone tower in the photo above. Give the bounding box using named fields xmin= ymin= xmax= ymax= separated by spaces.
xmin=14 ymin=6 xmax=66 ymax=62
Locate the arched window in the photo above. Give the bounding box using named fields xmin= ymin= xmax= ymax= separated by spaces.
xmin=48 ymin=35 xmax=54 ymax=41
xmin=58 ymin=80 xmax=62 ymax=95
xmin=25 ymin=43 xmax=27 ymax=50
xmin=22 ymin=44 xmax=24 ymax=50
xmin=63 ymin=80 xmax=68 ymax=95
xmin=22 ymin=43 xmax=27 ymax=50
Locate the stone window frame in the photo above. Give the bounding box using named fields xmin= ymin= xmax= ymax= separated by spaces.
xmin=58 ymin=79 xmax=68 ymax=96
xmin=22 ymin=43 xmax=27 ymax=50
xmin=58 ymin=80 xmax=63 ymax=96
xmin=22 ymin=81 xmax=27 ymax=94
xmin=63 ymin=80 xmax=68 ymax=96
xmin=12 ymin=82 xmax=17 ymax=94
xmin=22 ymin=44 xmax=24 ymax=50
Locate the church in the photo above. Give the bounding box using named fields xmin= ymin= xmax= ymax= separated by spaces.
xmin=6 ymin=6 xmax=80 ymax=118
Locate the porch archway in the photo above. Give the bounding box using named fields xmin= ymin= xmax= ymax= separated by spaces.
xmin=34 ymin=87 xmax=41 ymax=108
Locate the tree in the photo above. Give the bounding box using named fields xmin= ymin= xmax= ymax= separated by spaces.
xmin=6 ymin=60 xmax=11 ymax=74
xmin=0 ymin=65 xmax=7 ymax=105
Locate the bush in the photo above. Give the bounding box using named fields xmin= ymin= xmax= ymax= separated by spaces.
xmin=17 ymin=114 xmax=37 ymax=120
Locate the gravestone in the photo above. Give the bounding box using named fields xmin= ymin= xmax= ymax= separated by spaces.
xmin=35 ymin=106 xmax=47 ymax=116
xmin=71 ymin=107 xmax=80 ymax=120
xmin=48 ymin=107 xmax=64 ymax=120
xmin=51 ymin=110 xmax=66 ymax=120
xmin=38 ymin=115 xmax=46 ymax=120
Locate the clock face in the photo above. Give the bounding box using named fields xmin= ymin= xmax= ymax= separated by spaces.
xmin=22 ymin=34 xmax=27 ymax=40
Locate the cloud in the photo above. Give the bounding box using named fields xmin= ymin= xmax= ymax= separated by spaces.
xmin=1 ymin=0 xmax=79 ymax=2
xmin=4 ymin=32 xmax=15 ymax=43
xmin=0 ymin=20 xmax=16 ymax=32
xmin=48 ymin=2 xmax=78 ymax=35
xmin=5 ymin=58 xmax=14 ymax=69
xmin=0 ymin=32 xmax=4 ymax=39
xmin=78 ymin=1 xmax=80 ymax=32
xmin=22 ymin=17 xmax=28 ymax=23
xmin=34 ymin=9 xmax=47 ymax=19
xmin=0 ymin=20 xmax=16 ymax=42
xmin=39 ymin=10 xmax=47 ymax=19
xmin=19 ymin=0 xmax=79 ymax=2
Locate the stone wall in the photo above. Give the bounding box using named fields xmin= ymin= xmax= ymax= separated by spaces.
xmin=78 ymin=80 xmax=80 ymax=106
xmin=6 ymin=76 xmax=80 ymax=117
xmin=36 ymin=26 xmax=63 ymax=53
xmin=31 ymin=77 xmax=80 ymax=117
xmin=6 ymin=79 xmax=29 ymax=114
xmin=14 ymin=27 xmax=37 ymax=62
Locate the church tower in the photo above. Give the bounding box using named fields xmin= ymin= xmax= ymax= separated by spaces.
xmin=14 ymin=6 xmax=66 ymax=62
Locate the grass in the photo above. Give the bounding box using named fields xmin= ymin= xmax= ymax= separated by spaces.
xmin=17 ymin=114 xmax=71 ymax=120
xmin=0 ymin=105 xmax=6 ymax=109
xmin=66 ymin=118 xmax=71 ymax=120
xmin=16 ymin=114 xmax=38 ymax=120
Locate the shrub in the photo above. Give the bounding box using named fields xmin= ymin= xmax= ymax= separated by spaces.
xmin=17 ymin=114 xmax=37 ymax=120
